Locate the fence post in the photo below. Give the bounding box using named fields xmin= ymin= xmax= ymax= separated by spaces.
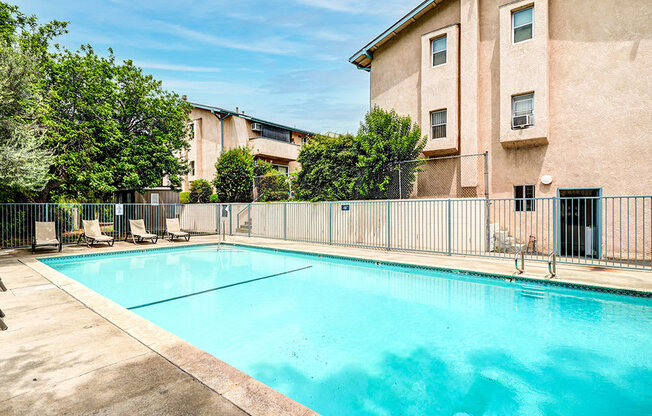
xmin=247 ymin=204 xmax=251 ymax=237
xmin=216 ymin=204 xmax=220 ymax=235
xmin=398 ymin=166 xmax=402 ymax=199
xmin=328 ymin=202 xmax=332 ymax=245
xmin=229 ymin=204 xmax=233 ymax=236
xmin=387 ymin=200 xmax=391 ymax=250
xmin=484 ymin=151 xmax=490 ymax=253
xmin=283 ymin=202 xmax=287 ymax=240
xmin=553 ymin=196 xmax=558 ymax=255
xmin=447 ymin=199 xmax=452 ymax=256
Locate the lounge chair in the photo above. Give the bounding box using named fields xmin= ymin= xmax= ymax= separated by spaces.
xmin=78 ymin=219 xmax=115 ymax=247
xmin=32 ymin=221 xmax=62 ymax=253
xmin=126 ymin=219 xmax=158 ymax=244
xmin=165 ymin=218 xmax=190 ymax=241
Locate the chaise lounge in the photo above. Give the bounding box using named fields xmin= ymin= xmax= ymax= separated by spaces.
xmin=126 ymin=219 xmax=158 ymax=244
xmin=165 ymin=218 xmax=190 ymax=241
xmin=32 ymin=221 xmax=62 ymax=253
xmin=78 ymin=219 xmax=115 ymax=247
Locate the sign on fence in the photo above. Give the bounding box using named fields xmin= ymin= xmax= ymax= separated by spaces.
xmin=115 ymin=204 xmax=124 ymax=216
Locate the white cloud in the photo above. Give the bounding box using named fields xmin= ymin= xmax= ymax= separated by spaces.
xmin=160 ymin=22 xmax=301 ymax=56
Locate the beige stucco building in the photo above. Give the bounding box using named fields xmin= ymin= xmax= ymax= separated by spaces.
xmin=349 ymin=0 xmax=652 ymax=201
xmin=183 ymin=103 xmax=314 ymax=191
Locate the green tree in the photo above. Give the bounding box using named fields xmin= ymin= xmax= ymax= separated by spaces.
xmin=37 ymin=46 xmax=191 ymax=201
xmin=189 ymin=179 xmax=213 ymax=203
xmin=0 ymin=45 xmax=51 ymax=199
xmin=296 ymin=107 xmax=426 ymax=201
xmin=295 ymin=134 xmax=358 ymax=201
xmin=354 ymin=106 xmax=426 ymax=199
xmin=212 ymin=147 xmax=274 ymax=202
xmin=0 ymin=2 xmax=66 ymax=201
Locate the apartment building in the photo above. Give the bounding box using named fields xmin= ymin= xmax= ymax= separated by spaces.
xmin=184 ymin=103 xmax=314 ymax=191
xmin=349 ymin=0 xmax=651 ymax=202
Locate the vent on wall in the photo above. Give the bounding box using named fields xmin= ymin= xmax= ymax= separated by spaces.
xmin=251 ymin=122 xmax=262 ymax=132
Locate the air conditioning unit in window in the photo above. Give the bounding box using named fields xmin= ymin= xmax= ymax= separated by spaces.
xmin=251 ymin=122 xmax=262 ymax=132
xmin=512 ymin=114 xmax=533 ymax=129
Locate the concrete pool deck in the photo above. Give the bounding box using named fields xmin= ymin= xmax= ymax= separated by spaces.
xmin=1 ymin=235 xmax=651 ymax=415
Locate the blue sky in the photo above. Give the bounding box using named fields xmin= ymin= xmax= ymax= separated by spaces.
xmin=15 ymin=0 xmax=415 ymax=134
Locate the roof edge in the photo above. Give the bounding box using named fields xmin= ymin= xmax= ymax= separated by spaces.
xmin=190 ymin=102 xmax=316 ymax=135
xmin=348 ymin=0 xmax=438 ymax=69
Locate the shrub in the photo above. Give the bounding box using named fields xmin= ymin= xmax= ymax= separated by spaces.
xmin=179 ymin=191 xmax=190 ymax=204
xmin=189 ymin=179 xmax=213 ymax=203
xmin=212 ymin=147 xmax=274 ymax=202
xmin=209 ymin=193 xmax=220 ymax=203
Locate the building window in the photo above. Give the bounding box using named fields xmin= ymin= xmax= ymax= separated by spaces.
xmin=514 ymin=185 xmax=535 ymax=211
xmin=273 ymin=164 xmax=289 ymax=175
xmin=301 ymin=136 xmax=308 ymax=145
xmin=430 ymin=109 xmax=447 ymax=139
xmin=512 ymin=93 xmax=534 ymax=128
xmin=261 ymin=124 xmax=291 ymax=143
xmin=189 ymin=122 xmax=195 ymax=140
xmin=151 ymin=193 xmax=160 ymax=205
xmin=512 ymin=6 xmax=533 ymax=43
xmin=431 ymin=35 xmax=447 ymax=66
xmin=189 ymin=160 xmax=195 ymax=176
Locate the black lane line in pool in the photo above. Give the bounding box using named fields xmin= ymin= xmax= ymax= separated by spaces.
xmin=126 ymin=265 xmax=313 ymax=310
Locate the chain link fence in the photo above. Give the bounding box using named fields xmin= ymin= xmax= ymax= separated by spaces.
xmin=253 ymin=172 xmax=299 ymax=202
xmin=387 ymin=153 xmax=488 ymax=199
xmin=253 ymin=153 xmax=489 ymax=202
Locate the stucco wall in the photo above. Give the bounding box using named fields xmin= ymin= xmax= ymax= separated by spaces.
xmin=367 ymin=0 xmax=652 ymax=199
xmin=370 ymin=0 xmax=460 ymax=118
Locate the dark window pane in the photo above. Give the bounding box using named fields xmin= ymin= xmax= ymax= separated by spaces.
xmin=514 ymin=24 xmax=532 ymax=43
xmin=433 ymin=51 xmax=446 ymax=66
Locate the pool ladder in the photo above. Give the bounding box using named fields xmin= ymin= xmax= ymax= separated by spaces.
xmin=547 ymin=252 xmax=557 ymax=279
xmin=514 ymin=250 xmax=525 ymax=274
xmin=0 ymin=277 xmax=7 ymax=330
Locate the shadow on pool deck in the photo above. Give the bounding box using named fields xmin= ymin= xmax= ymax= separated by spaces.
xmin=251 ymin=346 xmax=652 ymax=416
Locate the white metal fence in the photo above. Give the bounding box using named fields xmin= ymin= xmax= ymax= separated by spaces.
xmin=1 ymin=196 xmax=651 ymax=270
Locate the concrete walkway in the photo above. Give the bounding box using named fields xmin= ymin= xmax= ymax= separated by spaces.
xmin=1 ymin=234 xmax=650 ymax=416
xmin=0 ymin=251 xmax=248 ymax=415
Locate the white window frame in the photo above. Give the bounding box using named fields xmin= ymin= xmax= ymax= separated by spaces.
xmin=512 ymin=93 xmax=534 ymax=129
xmin=430 ymin=109 xmax=447 ymax=140
xmin=150 ymin=193 xmax=160 ymax=205
xmin=431 ymin=35 xmax=447 ymax=67
xmin=514 ymin=184 xmax=535 ymax=212
xmin=512 ymin=6 xmax=534 ymax=44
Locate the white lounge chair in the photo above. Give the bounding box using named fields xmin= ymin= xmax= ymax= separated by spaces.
xmin=165 ymin=218 xmax=190 ymax=241
xmin=78 ymin=219 xmax=115 ymax=247
xmin=32 ymin=221 xmax=62 ymax=253
xmin=126 ymin=219 xmax=158 ymax=244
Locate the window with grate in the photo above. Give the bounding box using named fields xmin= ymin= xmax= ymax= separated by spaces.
xmin=430 ymin=109 xmax=447 ymax=139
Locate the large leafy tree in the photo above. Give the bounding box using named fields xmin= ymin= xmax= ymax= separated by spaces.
xmin=1 ymin=2 xmax=191 ymax=202
xmin=296 ymin=107 xmax=426 ymax=201
xmin=37 ymin=47 xmax=191 ymax=201
xmin=0 ymin=2 xmax=65 ymax=201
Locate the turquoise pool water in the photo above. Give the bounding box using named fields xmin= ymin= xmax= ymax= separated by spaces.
xmin=43 ymin=245 xmax=652 ymax=415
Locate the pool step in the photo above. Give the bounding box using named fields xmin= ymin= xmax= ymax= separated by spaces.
xmin=519 ymin=284 xmax=546 ymax=299
xmin=236 ymin=220 xmax=252 ymax=234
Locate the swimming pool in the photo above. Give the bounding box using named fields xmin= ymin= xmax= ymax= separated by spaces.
xmin=43 ymin=245 xmax=652 ymax=415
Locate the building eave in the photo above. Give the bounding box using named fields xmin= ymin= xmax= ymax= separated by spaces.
xmin=348 ymin=0 xmax=442 ymax=70
xmin=190 ymin=102 xmax=316 ymax=136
